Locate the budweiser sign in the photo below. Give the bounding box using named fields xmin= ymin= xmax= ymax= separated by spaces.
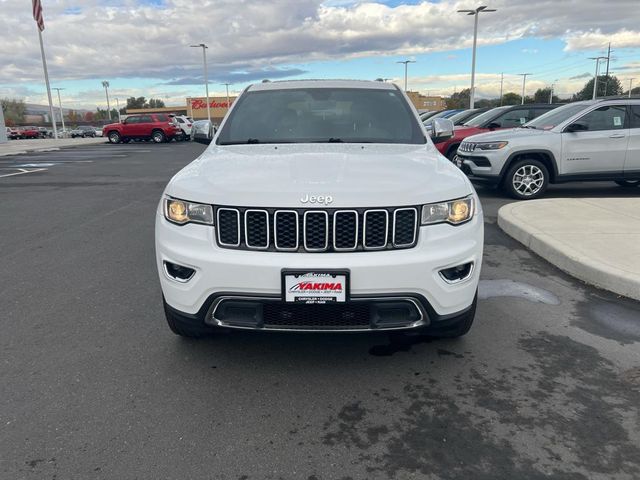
xmin=190 ymin=99 xmax=233 ymax=109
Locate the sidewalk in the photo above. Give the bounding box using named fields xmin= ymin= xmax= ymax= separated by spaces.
xmin=498 ymin=197 xmax=640 ymax=301
xmin=0 ymin=137 xmax=106 ymax=156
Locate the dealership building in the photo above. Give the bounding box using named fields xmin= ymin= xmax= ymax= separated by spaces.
xmin=126 ymin=96 xmax=236 ymax=126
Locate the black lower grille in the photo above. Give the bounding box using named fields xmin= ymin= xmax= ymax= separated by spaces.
xmin=262 ymin=302 xmax=371 ymax=329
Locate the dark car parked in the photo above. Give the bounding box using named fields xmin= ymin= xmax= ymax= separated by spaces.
xmin=434 ymin=104 xmax=562 ymax=160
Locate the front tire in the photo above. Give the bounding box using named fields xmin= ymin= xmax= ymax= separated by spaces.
xmin=108 ymin=131 xmax=121 ymax=144
xmin=615 ymin=180 xmax=640 ymax=188
xmin=151 ymin=130 xmax=166 ymax=143
xmin=503 ymin=159 xmax=549 ymax=200
xmin=446 ymin=145 xmax=460 ymax=161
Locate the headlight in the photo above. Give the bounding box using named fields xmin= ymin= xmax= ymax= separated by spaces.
xmin=164 ymin=198 xmax=213 ymax=225
xmin=475 ymin=141 xmax=508 ymax=150
xmin=421 ymin=196 xmax=475 ymax=225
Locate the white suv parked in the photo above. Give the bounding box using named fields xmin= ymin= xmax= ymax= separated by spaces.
xmin=170 ymin=115 xmax=194 ymax=140
xmin=155 ymin=80 xmax=483 ymax=338
xmin=456 ymin=99 xmax=640 ymax=199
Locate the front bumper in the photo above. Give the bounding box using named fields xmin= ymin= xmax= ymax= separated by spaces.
xmin=155 ymin=207 xmax=483 ymax=330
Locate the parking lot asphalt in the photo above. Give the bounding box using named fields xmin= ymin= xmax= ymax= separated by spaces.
xmin=1 ymin=142 xmax=639 ymax=480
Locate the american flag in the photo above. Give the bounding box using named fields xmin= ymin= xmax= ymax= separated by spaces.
xmin=33 ymin=0 xmax=45 ymax=32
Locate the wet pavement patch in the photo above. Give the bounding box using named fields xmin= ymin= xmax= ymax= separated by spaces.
xmin=479 ymin=279 xmax=561 ymax=305
xmin=573 ymin=296 xmax=640 ymax=344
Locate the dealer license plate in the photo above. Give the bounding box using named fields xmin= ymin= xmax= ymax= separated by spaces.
xmin=283 ymin=271 xmax=348 ymax=304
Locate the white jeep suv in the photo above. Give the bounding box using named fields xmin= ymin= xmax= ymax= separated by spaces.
xmin=456 ymin=99 xmax=640 ymax=199
xmin=155 ymin=80 xmax=483 ymax=338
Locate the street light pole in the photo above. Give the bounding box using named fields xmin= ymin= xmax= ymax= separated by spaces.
xmin=499 ymin=72 xmax=504 ymax=106
xmin=396 ymin=60 xmax=416 ymax=91
xmin=222 ymin=83 xmax=231 ymax=111
xmin=191 ymin=43 xmax=211 ymax=123
xmin=549 ymin=79 xmax=558 ymax=104
xmin=101 ymin=81 xmax=111 ymax=120
xmin=115 ymin=97 xmax=121 ymax=122
xmin=518 ymin=73 xmax=531 ymax=104
xmin=52 ymin=87 xmax=66 ymax=136
xmin=589 ymin=56 xmax=607 ymax=100
xmin=457 ymin=5 xmax=496 ymax=109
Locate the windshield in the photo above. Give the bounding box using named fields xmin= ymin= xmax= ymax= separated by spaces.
xmin=464 ymin=106 xmax=509 ymax=127
xmin=524 ymin=103 xmax=590 ymax=130
xmin=217 ymin=87 xmax=425 ymax=145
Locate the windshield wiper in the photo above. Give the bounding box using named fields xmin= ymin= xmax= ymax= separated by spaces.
xmin=219 ymin=138 xmax=292 ymax=145
xmin=520 ymin=125 xmax=537 ymax=129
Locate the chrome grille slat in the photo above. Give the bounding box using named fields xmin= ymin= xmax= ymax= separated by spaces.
xmin=244 ymin=209 xmax=269 ymax=249
xmin=217 ymin=208 xmax=241 ymax=247
xmin=363 ymin=209 xmax=389 ymax=250
xmin=392 ymin=208 xmax=417 ymax=247
xmin=214 ymin=206 xmax=418 ymax=252
xmin=303 ymin=211 xmax=329 ymax=252
xmin=333 ymin=210 xmax=359 ymax=251
xmin=274 ymin=210 xmax=299 ymax=251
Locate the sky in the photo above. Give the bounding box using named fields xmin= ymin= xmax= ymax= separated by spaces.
xmin=1 ymin=0 xmax=639 ymax=110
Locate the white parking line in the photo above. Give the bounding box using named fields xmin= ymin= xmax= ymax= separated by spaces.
xmin=0 ymin=168 xmax=48 ymax=178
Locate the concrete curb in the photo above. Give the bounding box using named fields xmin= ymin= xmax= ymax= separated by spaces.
xmin=498 ymin=201 xmax=640 ymax=301
xmin=0 ymin=138 xmax=106 ymax=156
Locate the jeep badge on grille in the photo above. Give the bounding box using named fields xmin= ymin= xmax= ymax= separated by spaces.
xmin=300 ymin=194 xmax=333 ymax=205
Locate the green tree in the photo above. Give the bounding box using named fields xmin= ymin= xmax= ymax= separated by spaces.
xmin=475 ymin=98 xmax=498 ymax=109
xmin=575 ymin=75 xmax=623 ymax=100
xmin=627 ymin=86 xmax=640 ymax=96
xmin=125 ymin=97 xmax=165 ymax=109
xmin=126 ymin=96 xmax=147 ymax=109
xmin=1 ymin=98 xmax=26 ymax=125
xmin=501 ymin=92 xmax=522 ymax=105
xmin=532 ymin=88 xmax=560 ymax=104
xmin=446 ymin=88 xmax=471 ymax=109
xmin=148 ymin=98 xmax=165 ymax=108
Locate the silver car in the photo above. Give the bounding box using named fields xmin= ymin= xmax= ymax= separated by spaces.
xmin=190 ymin=120 xmax=215 ymax=144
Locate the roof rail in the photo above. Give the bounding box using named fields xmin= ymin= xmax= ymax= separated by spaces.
xmin=595 ymin=94 xmax=640 ymax=101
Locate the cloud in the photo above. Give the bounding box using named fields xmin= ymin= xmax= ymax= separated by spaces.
xmin=564 ymin=29 xmax=640 ymax=51
xmin=569 ymin=72 xmax=593 ymax=80
xmin=164 ymin=68 xmax=309 ymax=85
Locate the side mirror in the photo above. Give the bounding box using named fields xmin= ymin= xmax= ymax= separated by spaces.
xmin=565 ymin=122 xmax=588 ymax=133
xmin=486 ymin=122 xmax=501 ymax=130
xmin=431 ymin=118 xmax=454 ymax=143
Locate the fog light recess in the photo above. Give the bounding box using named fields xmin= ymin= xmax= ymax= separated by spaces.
xmin=439 ymin=262 xmax=474 ymax=284
xmin=163 ymin=261 xmax=196 ymax=282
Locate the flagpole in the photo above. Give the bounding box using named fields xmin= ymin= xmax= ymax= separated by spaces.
xmin=37 ymin=27 xmax=58 ymax=140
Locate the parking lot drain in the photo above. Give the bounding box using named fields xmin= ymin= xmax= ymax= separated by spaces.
xmin=478 ymin=279 xmax=560 ymax=305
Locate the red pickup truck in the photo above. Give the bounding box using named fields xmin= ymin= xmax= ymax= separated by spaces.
xmin=103 ymin=114 xmax=181 ymax=144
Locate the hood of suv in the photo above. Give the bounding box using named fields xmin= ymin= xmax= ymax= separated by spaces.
xmin=167 ymin=143 xmax=473 ymax=208
xmin=465 ymin=127 xmax=552 ymax=143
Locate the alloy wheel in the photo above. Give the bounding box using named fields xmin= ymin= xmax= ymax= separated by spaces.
xmin=512 ymin=165 xmax=544 ymax=197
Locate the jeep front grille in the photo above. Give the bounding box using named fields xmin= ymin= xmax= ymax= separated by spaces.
xmin=215 ymin=206 xmax=418 ymax=252
xmin=458 ymin=141 xmax=476 ymax=153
